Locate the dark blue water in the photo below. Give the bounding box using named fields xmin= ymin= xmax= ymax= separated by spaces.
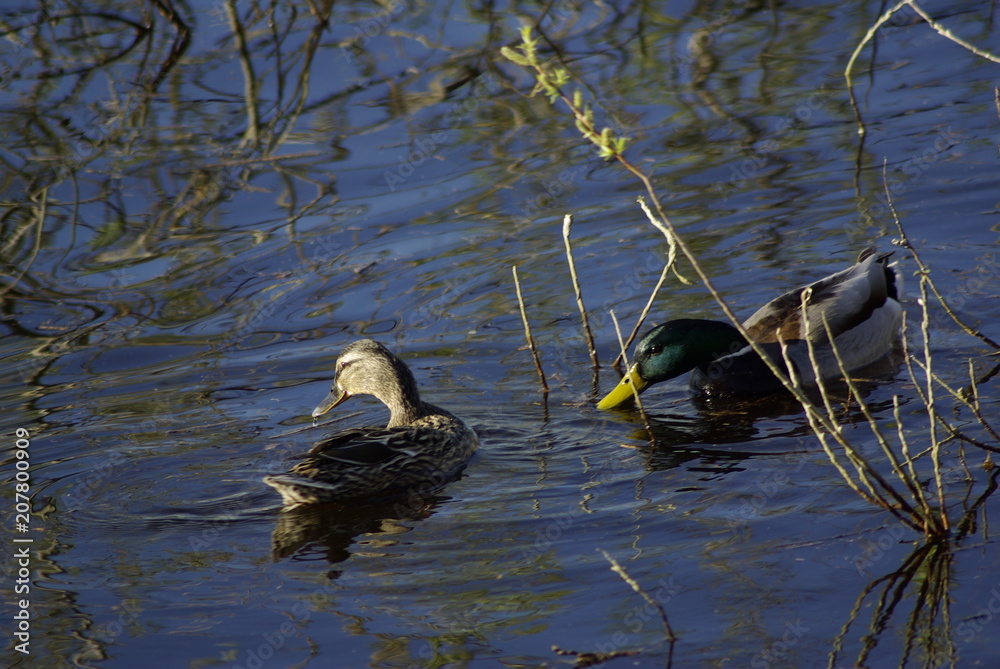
xmin=2 ymin=1 xmax=999 ymax=667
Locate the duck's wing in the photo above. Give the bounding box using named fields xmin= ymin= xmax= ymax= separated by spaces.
xmin=304 ymin=426 xmax=422 ymax=466
xmin=266 ymin=425 xmax=463 ymax=506
xmin=268 ymin=427 xmax=426 ymax=496
xmin=743 ymin=250 xmax=896 ymax=344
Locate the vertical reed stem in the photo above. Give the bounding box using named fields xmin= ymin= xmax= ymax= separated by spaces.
xmin=512 ymin=265 xmax=549 ymax=393
xmin=562 ymin=214 xmax=599 ymax=370
xmin=610 ymin=309 xmax=653 ymax=438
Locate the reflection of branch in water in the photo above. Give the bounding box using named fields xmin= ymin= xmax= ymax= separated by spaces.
xmin=268 ymin=1 xmax=334 ymax=153
xmin=15 ymin=11 xmax=151 ymax=80
xmin=223 ymin=0 xmax=260 ymax=148
xmin=148 ymin=0 xmax=191 ymax=93
xmin=0 ymin=6 xmax=188 ymax=92
xmin=832 ymin=465 xmax=1000 ymax=668
xmin=955 ymin=465 xmax=1000 ymax=540
xmin=548 ymin=551 xmax=676 ymax=668
xmin=831 ymin=540 xmax=955 ymax=669
xmin=0 ymin=187 xmax=46 ymax=299
xmin=221 ymin=0 xmax=335 ymax=154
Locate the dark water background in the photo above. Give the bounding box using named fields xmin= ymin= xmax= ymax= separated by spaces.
xmin=2 ymin=1 xmax=999 ymax=667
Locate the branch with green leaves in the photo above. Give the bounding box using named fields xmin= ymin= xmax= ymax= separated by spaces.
xmin=501 ymin=26 xmax=629 ymax=160
xmin=501 ymin=25 xmax=687 ymax=321
xmin=501 ymin=24 xmax=999 ymax=541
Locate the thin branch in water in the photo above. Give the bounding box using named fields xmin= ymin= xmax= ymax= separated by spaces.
xmin=614 ymin=262 xmax=670 ymax=371
xmin=599 ymin=549 xmax=677 ymax=642
xmin=610 ymin=309 xmax=653 ymax=438
xmin=916 ymin=265 xmax=947 ymax=530
xmin=775 ymin=319 xmax=897 ymax=520
xmin=818 ymin=312 xmax=939 ymax=536
xmin=562 ymin=214 xmax=599 ymax=370
xmin=843 ymin=0 xmax=909 ymax=136
xmin=608 ymin=197 xmax=692 ymax=370
xmin=905 ymin=0 xmax=1000 ymax=63
xmin=842 ymin=1 xmax=1000 ymax=137
xmin=881 ymin=160 xmax=1000 ymax=350
xmin=637 ymin=195 xmax=690 ymax=286
xmin=512 ymin=265 xmax=549 ymax=394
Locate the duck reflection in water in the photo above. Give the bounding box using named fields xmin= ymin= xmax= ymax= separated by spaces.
xmin=270 ymin=492 xmax=449 ymax=564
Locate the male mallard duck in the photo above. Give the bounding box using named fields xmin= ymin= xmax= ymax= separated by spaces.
xmin=265 ymin=339 xmax=478 ymax=507
xmin=597 ymin=249 xmax=902 ymax=409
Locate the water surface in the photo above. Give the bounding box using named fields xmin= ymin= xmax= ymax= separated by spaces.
xmin=2 ymin=1 xmax=999 ymax=667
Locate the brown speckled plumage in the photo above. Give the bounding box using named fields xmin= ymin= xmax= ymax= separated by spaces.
xmin=265 ymin=340 xmax=478 ymax=507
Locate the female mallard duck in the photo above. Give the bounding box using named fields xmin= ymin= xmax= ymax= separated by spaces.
xmin=265 ymin=339 xmax=478 ymax=507
xmin=597 ymin=249 xmax=902 ymax=409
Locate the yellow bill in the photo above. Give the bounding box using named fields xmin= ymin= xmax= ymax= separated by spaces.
xmin=596 ymin=364 xmax=648 ymax=410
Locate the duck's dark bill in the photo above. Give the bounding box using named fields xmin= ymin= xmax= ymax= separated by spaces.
xmin=312 ymin=389 xmax=350 ymax=418
xmin=596 ymin=365 xmax=648 ymax=410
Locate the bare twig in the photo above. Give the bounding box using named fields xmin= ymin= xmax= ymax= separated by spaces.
xmin=562 ymin=214 xmax=599 ymax=370
xmin=600 ymin=549 xmax=677 ymax=642
xmin=844 ymin=1 xmax=1000 ymax=138
xmin=637 ymin=195 xmax=690 ymax=286
xmin=512 ymin=265 xmax=549 ymax=394
xmin=607 ymin=197 xmax=693 ymax=370
xmin=916 ymin=255 xmax=948 ymax=530
xmin=906 ymin=358 xmax=1000 ymax=448
xmin=610 ymin=309 xmax=653 ymax=438
xmin=614 ymin=262 xmax=670 ymax=370
xmin=844 ymin=0 xmax=909 ymax=136
xmin=905 ymin=1 xmax=1000 ymax=63
xmin=818 ymin=313 xmax=940 ymax=535
xmin=776 ymin=316 xmax=921 ymax=530
xmin=882 ymin=163 xmax=1000 ymax=350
